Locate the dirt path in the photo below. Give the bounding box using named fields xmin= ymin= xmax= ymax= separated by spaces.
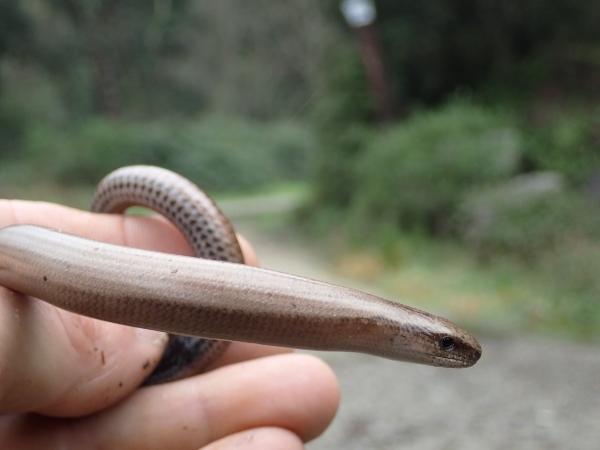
xmin=232 ymin=218 xmax=600 ymax=450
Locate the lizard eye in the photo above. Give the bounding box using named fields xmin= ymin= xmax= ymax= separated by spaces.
xmin=440 ymin=336 xmax=455 ymax=351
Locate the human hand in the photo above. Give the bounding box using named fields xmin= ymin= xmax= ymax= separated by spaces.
xmin=0 ymin=200 xmax=340 ymax=449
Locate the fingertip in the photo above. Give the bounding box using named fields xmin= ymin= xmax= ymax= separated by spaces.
xmin=285 ymin=354 xmax=340 ymax=441
xmin=236 ymin=234 xmax=258 ymax=267
xmin=5 ymin=354 xmax=340 ymax=449
xmin=201 ymin=427 xmax=304 ymax=450
xmin=204 ymin=353 xmax=339 ymax=442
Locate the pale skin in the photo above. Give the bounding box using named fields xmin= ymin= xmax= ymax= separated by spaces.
xmin=0 ymin=200 xmax=340 ymax=449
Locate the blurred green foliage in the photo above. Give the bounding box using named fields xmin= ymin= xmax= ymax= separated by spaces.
xmin=308 ymin=2 xmax=600 ymax=337
xmin=350 ymin=102 xmax=520 ymax=235
xmin=310 ymin=44 xmax=374 ymax=208
xmin=307 ymin=94 xmax=600 ymax=333
xmin=309 ymin=91 xmax=600 ymax=251
xmin=2 ymin=0 xmax=600 ymax=335
xmin=458 ymin=173 xmax=600 ymax=258
xmin=374 ymin=0 xmax=600 ymax=107
xmin=21 ymin=117 xmax=315 ymax=192
xmin=0 ymin=0 xmax=335 ymax=123
xmin=523 ymin=111 xmax=600 ymax=185
xmin=0 ymin=2 xmax=329 ymax=192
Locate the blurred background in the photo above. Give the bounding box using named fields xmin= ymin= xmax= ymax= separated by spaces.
xmin=2 ymin=0 xmax=600 ymax=448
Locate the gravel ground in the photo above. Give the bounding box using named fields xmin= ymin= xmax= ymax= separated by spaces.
xmin=232 ymin=218 xmax=600 ymax=449
xmin=305 ymin=337 xmax=600 ymax=449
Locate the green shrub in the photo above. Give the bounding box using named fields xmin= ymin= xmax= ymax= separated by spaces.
xmin=170 ymin=117 xmax=315 ymax=191
xmin=24 ymin=120 xmax=161 ymax=185
xmin=0 ymin=107 xmax=26 ymax=157
xmin=523 ymin=112 xmax=600 ymax=185
xmin=457 ymin=172 xmax=600 ymax=259
xmin=348 ymin=101 xmax=520 ymax=237
xmin=22 ymin=117 xmax=315 ymax=192
xmin=310 ymin=44 xmax=374 ymax=209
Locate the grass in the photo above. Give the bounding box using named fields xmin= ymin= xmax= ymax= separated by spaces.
xmin=0 ymin=162 xmax=95 ymax=209
xmin=331 ymin=233 xmax=584 ymax=338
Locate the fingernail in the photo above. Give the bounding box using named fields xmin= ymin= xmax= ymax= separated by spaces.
xmin=135 ymin=328 xmax=169 ymax=345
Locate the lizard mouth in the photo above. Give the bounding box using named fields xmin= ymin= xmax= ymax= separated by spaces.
xmin=430 ymin=346 xmax=482 ymax=368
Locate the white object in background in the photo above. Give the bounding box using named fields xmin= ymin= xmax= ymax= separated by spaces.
xmin=340 ymin=0 xmax=377 ymax=28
